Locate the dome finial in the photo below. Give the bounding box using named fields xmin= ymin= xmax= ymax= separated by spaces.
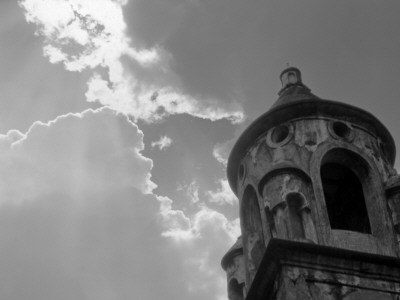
xmin=272 ymin=67 xmax=317 ymax=108
xmin=279 ymin=66 xmax=302 ymax=90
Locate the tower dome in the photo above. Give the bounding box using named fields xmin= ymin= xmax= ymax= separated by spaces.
xmin=227 ymin=67 xmax=396 ymax=195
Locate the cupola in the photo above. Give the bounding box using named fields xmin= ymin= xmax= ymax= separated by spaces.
xmin=221 ymin=67 xmax=400 ymax=300
xmin=279 ymin=67 xmax=302 ymax=90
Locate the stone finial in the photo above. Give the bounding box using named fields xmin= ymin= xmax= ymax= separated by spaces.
xmin=274 ymin=67 xmax=315 ymax=107
xmin=279 ymin=67 xmax=303 ymax=90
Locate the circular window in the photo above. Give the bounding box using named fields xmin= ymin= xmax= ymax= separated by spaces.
xmin=267 ymin=123 xmax=293 ymax=148
xmin=328 ymin=120 xmax=354 ymax=141
xmin=271 ymin=125 xmax=289 ymax=144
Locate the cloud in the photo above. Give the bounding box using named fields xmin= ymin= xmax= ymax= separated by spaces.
xmin=0 ymin=107 xmax=237 ymax=300
xmin=212 ymin=140 xmax=236 ymax=167
xmin=16 ymin=1 xmax=243 ymax=299
xmin=158 ymin=194 xmax=239 ymax=243
xmin=207 ymin=179 xmax=238 ymax=206
xmin=19 ymin=0 xmax=133 ymax=71
xmin=19 ymin=0 xmax=244 ymax=124
xmin=151 ymin=135 xmax=173 ymax=150
xmin=177 ymin=180 xmax=200 ymax=204
xmin=158 ymin=196 xmax=240 ymax=299
xmin=0 ymin=107 xmax=155 ymax=204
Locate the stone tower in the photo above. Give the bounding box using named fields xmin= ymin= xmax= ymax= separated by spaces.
xmin=221 ymin=67 xmax=400 ymax=299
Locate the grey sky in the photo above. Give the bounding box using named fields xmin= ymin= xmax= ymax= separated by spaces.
xmin=0 ymin=1 xmax=399 ymax=299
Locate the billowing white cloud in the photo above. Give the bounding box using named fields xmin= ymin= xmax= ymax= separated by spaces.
xmin=207 ymin=179 xmax=238 ymax=206
xmin=159 ymin=194 xmax=239 ymax=241
xmin=151 ymin=135 xmax=173 ymax=150
xmin=0 ymin=108 xmax=155 ymax=204
xmin=0 ymin=107 xmax=237 ymax=300
xmin=19 ymin=0 xmax=135 ymax=71
xmin=19 ymin=0 xmax=244 ymax=123
xmin=178 ymin=180 xmax=200 ymax=204
xmin=158 ymin=196 xmax=240 ymax=300
xmin=16 ymin=2 xmax=242 ymax=299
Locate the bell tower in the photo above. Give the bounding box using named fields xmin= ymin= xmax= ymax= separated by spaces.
xmin=221 ymin=68 xmax=400 ymax=299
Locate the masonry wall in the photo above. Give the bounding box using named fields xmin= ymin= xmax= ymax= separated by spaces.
xmin=275 ymin=265 xmax=399 ymax=300
xmin=245 ymin=240 xmax=400 ymax=300
xmin=236 ymin=117 xmax=399 ymax=288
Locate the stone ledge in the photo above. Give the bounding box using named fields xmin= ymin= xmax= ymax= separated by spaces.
xmin=246 ymin=239 xmax=400 ymax=300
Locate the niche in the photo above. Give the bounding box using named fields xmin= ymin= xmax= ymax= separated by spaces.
xmin=286 ymin=192 xmax=306 ymax=240
xmin=260 ymin=169 xmax=318 ymax=243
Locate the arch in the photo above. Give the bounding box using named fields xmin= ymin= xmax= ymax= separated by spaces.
xmin=240 ymin=185 xmax=264 ymax=285
xmin=259 ymin=169 xmax=318 ymax=243
xmin=320 ymin=153 xmax=371 ymax=233
xmin=241 ymin=185 xmax=263 ymax=236
xmin=258 ymin=167 xmax=311 ymax=196
xmin=310 ymin=141 xmax=396 ymax=254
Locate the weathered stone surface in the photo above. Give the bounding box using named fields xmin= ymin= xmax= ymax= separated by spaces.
xmin=343 ymin=291 xmax=393 ymax=300
xmin=221 ymin=237 xmax=246 ymax=300
xmin=221 ymin=68 xmax=400 ymax=299
xmin=246 ymin=239 xmax=400 ymax=300
xmin=235 ymin=114 xmax=398 ymax=282
xmin=386 ymin=174 xmax=400 ymax=248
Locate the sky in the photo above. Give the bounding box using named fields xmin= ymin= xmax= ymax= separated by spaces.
xmin=0 ymin=0 xmax=399 ymax=299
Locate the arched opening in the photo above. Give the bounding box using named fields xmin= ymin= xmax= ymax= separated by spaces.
xmin=320 ymin=151 xmax=371 ymax=234
xmin=241 ymin=186 xmax=264 ymax=274
xmin=228 ymin=279 xmax=245 ymax=300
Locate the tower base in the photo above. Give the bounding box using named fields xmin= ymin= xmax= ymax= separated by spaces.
xmin=246 ymin=239 xmax=400 ymax=300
